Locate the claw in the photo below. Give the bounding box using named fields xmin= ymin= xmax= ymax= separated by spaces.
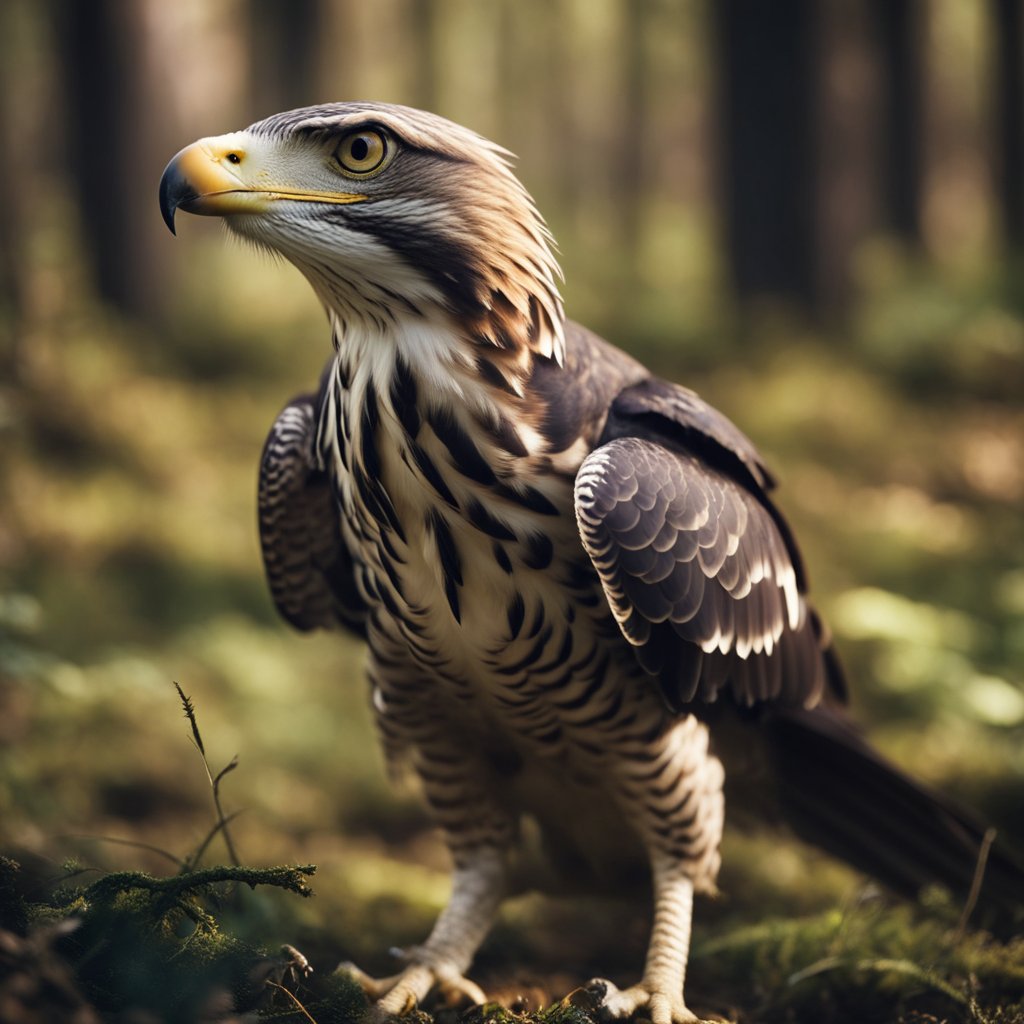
xmin=433 ymin=962 xmax=488 ymax=1007
xmin=335 ymin=958 xmax=487 ymax=1016
xmin=584 ymin=977 xmax=709 ymax=1024
xmin=335 ymin=961 xmax=405 ymax=1001
xmin=561 ymin=980 xmax=609 ymax=1015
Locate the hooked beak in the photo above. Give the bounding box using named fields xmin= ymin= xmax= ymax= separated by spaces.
xmin=159 ymin=134 xmax=266 ymax=235
xmin=159 ymin=132 xmax=368 ymax=235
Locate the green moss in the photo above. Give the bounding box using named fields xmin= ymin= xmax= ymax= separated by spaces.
xmin=0 ymin=856 xmax=28 ymax=935
xmin=0 ymin=857 xmax=321 ymax=1021
xmin=538 ymin=998 xmax=600 ymax=1024
xmin=307 ymin=972 xmax=373 ymax=1024
xmin=690 ymin=902 xmax=1024 ymax=1023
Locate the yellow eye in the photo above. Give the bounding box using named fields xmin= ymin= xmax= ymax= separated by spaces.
xmin=336 ymin=129 xmax=388 ymax=175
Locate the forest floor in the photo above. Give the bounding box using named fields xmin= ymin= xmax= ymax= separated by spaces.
xmin=2 ymin=256 xmax=1024 ymax=1022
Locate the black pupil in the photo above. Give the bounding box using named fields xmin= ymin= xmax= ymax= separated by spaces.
xmin=350 ymin=136 xmax=370 ymax=162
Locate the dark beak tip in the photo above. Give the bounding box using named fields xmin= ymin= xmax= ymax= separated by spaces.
xmin=159 ymin=154 xmax=196 ymax=237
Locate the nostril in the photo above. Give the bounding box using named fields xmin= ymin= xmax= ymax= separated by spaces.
xmin=226 ymin=152 xmax=242 ymax=164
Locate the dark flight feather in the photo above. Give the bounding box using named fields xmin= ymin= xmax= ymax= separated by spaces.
xmin=763 ymin=705 xmax=1024 ymax=933
xmin=258 ymin=394 xmax=367 ymax=636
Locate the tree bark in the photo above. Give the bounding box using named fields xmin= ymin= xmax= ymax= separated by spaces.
xmin=54 ymin=0 xmax=179 ymax=319
xmin=712 ymin=0 xmax=820 ymax=312
xmin=992 ymin=0 xmax=1024 ymax=251
xmin=868 ymin=0 xmax=925 ymax=244
xmin=249 ymin=0 xmax=324 ymax=114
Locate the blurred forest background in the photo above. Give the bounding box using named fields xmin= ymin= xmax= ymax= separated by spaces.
xmin=2 ymin=1 xmax=1024 ymax=1021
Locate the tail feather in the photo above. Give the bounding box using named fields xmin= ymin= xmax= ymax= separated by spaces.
xmin=765 ymin=706 xmax=1024 ymax=932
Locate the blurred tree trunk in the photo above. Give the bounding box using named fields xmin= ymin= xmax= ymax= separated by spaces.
xmin=54 ymin=0 xmax=178 ymax=319
xmin=428 ymin=0 xmax=501 ymax=140
xmin=712 ymin=0 xmax=820 ymax=313
xmin=496 ymin=0 xmax=571 ymax=213
xmin=0 ymin=1 xmax=43 ymax=379
xmin=0 ymin=8 xmax=23 ymax=343
xmin=249 ymin=0 xmax=325 ymax=113
xmin=993 ymin=0 xmax=1024 ymax=251
xmin=318 ymin=0 xmax=411 ymax=102
xmin=410 ymin=0 xmax=440 ymax=112
xmin=618 ymin=0 xmax=649 ymax=299
xmin=815 ymin=0 xmax=877 ymax=316
xmin=868 ymin=0 xmax=924 ymax=244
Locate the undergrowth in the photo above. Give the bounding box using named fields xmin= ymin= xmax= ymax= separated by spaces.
xmin=0 ymin=685 xmax=1021 ymax=1022
xmin=0 ymin=684 xmax=354 ymax=1023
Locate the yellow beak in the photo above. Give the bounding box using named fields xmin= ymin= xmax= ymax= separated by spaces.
xmin=159 ymin=133 xmax=367 ymax=234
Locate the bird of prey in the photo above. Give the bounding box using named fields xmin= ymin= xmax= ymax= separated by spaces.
xmin=160 ymin=103 xmax=1022 ymax=1023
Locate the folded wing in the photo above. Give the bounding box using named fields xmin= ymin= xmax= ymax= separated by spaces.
xmin=575 ymin=378 xmax=842 ymax=709
xmin=258 ymin=395 xmax=367 ymax=636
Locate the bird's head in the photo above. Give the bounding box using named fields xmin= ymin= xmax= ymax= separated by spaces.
xmin=160 ymin=102 xmax=564 ymax=363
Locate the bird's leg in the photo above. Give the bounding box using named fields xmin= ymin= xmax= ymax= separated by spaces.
xmin=337 ymin=728 xmax=514 ymax=1015
xmin=587 ymin=854 xmax=702 ymax=1024
xmin=584 ymin=714 xmax=723 ymax=1024
xmin=339 ymin=845 xmax=506 ymax=1015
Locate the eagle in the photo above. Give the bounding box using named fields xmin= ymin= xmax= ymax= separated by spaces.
xmin=159 ymin=103 xmax=1022 ymax=1023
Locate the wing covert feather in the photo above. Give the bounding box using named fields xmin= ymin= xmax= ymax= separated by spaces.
xmin=575 ymin=435 xmax=832 ymax=709
xmin=258 ymin=396 xmax=367 ymax=636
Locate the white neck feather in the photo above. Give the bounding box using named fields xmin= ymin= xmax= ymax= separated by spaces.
xmin=328 ymin=308 xmax=487 ymax=407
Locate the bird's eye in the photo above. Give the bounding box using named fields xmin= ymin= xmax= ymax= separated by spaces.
xmin=336 ymin=130 xmax=389 ymax=176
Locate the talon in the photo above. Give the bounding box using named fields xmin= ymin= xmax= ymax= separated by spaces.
xmin=335 ymin=961 xmax=402 ymax=1000
xmin=582 ymin=979 xmax=705 ymax=1024
xmin=433 ymin=963 xmax=488 ymax=1007
xmin=563 ymin=980 xmax=609 ymax=1015
xmin=334 ymin=958 xmax=487 ymax=1015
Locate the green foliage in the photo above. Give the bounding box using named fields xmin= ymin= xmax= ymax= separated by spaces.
xmin=690 ymin=901 xmax=1024 ymax=1023
xmin=537 ymin=1002 xmax=600 ymax=1024
xmin=0 ymin=846 xmax=325 ymax=1021
xmin=297 ymin=972 xmax=372 ymax=1024
xmin=0 ymin=689 xmax=326 ymax=1022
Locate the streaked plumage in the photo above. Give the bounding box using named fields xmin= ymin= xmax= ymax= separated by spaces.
xmin=160 ymin=102 xmax=1023 ymax=1023
xmin=257 ymin=388 xmax=367 ymax=635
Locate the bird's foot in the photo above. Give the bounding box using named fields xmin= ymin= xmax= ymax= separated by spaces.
xmin=336 ymin=950 xmax=487 ymax=1018
xmin=579 ymin=977 xmax=708 ymax=1024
